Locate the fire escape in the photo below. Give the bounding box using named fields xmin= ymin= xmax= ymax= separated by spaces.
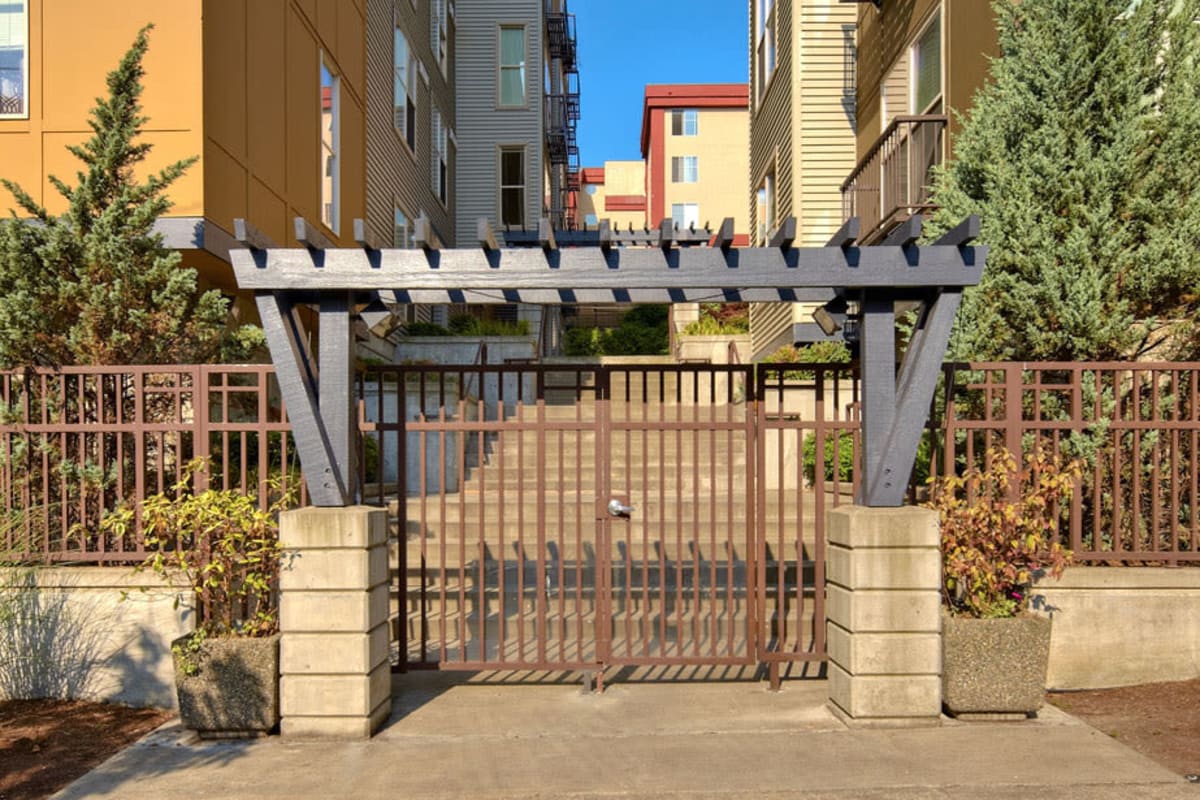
xmin=545 ymin=4 xmax=580 ymax=228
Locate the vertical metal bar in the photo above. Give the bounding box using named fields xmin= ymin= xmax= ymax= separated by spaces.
xmin=536 ymin=369 xmax=547 ymax=665
xmin=516 ymin=371 xmax=526 ymax=664
xmin=457 ymin=377 xmax=467 ymax=663
xmin=397 ymin=376 xmax=409 ymax=669
xmin=641 ymin=369 xmax=651 ymax=658
xmin=477 ymin=388 xmax=487 ymax=664
xmin=595 ymin=367 xmax=611 ymax=668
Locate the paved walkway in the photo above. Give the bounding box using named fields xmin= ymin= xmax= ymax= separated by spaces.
xmin=55 ymin=674 xmax=1197 ymax=799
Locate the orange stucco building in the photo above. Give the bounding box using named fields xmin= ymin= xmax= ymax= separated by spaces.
xmin=0 ymin=0 xmax=366 ymax=319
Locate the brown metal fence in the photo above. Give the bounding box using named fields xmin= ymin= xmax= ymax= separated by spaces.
xmin=0 ymin=365 xmax=306 ymax=563
xmin=928 ymin=362 xmax=1200 ymax=564
xmin=7 ymin=360 xmax=1200 ymax=573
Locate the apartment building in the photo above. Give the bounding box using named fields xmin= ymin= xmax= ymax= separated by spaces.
xmin=641 ymin=84 xmax=750 ymax=241
xmin=367 ymin=0 xmax=456 ymax=253
xmin=576 ymin=162 xmax=646 ymax=231
xmin=747 ymin=0 xmax=858 ymax=358
xmin=842 ymin=0 xmax=997 ymax=244
xmin=0 ymin=0 xmax=366 ymax=325
xmin=454 ymin=0 xmax=578 ymax=240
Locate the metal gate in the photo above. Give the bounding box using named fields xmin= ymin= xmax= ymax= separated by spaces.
xmin=362 ymin=362 xmax=858 ymax=683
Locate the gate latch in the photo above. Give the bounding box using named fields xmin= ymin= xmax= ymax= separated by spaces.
xmin=607 ymin=498 xmax=635 ymax=518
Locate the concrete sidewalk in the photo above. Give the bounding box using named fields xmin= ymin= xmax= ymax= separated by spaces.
xmin=55 ymin=673 xmax=1197 ymax=799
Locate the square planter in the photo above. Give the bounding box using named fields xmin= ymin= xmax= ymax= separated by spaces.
xmin=173 ymin=633 xmax=280 ymax=738
xmin=942 ymin=615 xmax=1051 ymax=717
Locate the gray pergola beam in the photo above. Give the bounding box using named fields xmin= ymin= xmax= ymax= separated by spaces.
xmin=229 ymin=243 xmax=985 ymax=292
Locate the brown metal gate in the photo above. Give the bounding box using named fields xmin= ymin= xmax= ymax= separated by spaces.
xmin=362 ymin=362 xmax=857 ymax=683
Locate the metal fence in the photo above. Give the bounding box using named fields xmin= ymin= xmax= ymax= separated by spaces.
xmin=5 ymin=361 xmax=1200 ymax=566
xmin=0 ymin=366 xmax=305 ymax=563
xmin=929 ymin=362 xmax=1200 ymax=563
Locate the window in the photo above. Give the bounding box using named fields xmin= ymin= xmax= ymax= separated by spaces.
xmin=756 ymin=172 xmax=776 ymax=245
xmin=499 ymin=26 xmax=526 ymax=107
xmin=500 ymin=146 xmax=525 ymax=227
xmin=755 ymin=0 xmax=776 ymax=105
xmin=584 ymin=213 xmax=598 ymax=226
xmin=432 ymin=108 xmax=448 ymax=205
xmin=394 ymin=28 xmax=417 ymax=151
xmin=585 ymin=184 xmax=598 ymax=196
xmin=671 ymin=110 xmax=698 ymax=136
xmin=0 ymin=0 xmax=27 ymax=118
xmin=432 ymin=0 xmax=449 ymax=76
xmin=912 ymin=11 xmax=942 ymax=113
xmin=394 ymin=207 xmax=413 ymax=249
xmin=671 ymin=156 xmax=698 ymax=184
xmin=320 ymin=58 xmax=339 ymax=233
xmin=671 ymin=203 xmax=699 ymax=230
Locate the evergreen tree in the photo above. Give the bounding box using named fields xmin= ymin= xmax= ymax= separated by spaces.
xmin=0 ymin=25 xmax=261 ymax=368
xmin=927 ymin=0 xmax=1200 ymax=361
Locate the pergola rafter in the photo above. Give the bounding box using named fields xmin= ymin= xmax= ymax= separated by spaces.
xmin=231 ymin=213 xmax=986 ymax=509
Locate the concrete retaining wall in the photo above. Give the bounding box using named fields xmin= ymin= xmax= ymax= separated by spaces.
xmin=1033 ymin=566 xmax=1200 ymax=689
xmin=0 ymin=567 xmax=191 ymax=708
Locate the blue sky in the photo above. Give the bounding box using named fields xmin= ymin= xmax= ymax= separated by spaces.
xmin=572 ymin=1 xmax=749 ymax=166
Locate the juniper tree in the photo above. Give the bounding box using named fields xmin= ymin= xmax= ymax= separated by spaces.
xmin=0 ymin=25 xmax=261 ymax=368
xmin=927 ymin=0 xmax=1200 ymax=361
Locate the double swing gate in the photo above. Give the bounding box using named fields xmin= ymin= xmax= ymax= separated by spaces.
xmin=362 ymin=362 xmax=860 ymax=685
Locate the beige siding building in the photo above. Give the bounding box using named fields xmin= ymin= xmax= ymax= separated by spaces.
xmin=747 ymin=0 xmax=857 ymax=358
xmin=576 ymin=162 xmax=646 ymax=231
xmin=844 ymin=1 xmax=998 ymax=244
xmin=641 ymin=84 xmax=750 ymax=242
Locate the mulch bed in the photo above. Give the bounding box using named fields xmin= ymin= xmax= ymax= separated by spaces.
xmin=1048 ymin=678 xmax=1200 ymax=778
xmin=0 ymin=699 xmax=173 ymax=800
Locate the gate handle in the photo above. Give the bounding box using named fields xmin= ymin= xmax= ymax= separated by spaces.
xmin=607 ymin=498 xmax=635 ymax=517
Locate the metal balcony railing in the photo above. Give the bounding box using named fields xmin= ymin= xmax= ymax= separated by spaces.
xmin=840 ymin=115 xmax=947 ymax=244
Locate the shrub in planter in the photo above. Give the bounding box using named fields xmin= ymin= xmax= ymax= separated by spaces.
xmin=925 ymin=443 xmax=1082 ymax=716
xmin=101 ymin=459 xmax=291 ymax=736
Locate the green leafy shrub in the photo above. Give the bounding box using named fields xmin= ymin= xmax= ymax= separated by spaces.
xmin=926 ymin=444 xmax=1081 ymax=619
xmin=100 ymin=459 xmax=292 ymax=672
xmin=763 ymin=342 xmax=851 ymax=380
xmin=447 ymin=314 xmax=531 ymax=337
xmin=403 ymin=322 xmax=452 ymax=336
xmin=682 ymin=303 xmax=749 ymax=335
xmin=801 ymin=430 xmax=857 ymax=484
xmin=563 ymin=305 xmax=669 ymax=356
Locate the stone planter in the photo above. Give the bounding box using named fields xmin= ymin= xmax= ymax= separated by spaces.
xmin=942 ymin=615 xmax=1051 ymax=718
xmin=173 ymin=633 xmax=280 ymax=738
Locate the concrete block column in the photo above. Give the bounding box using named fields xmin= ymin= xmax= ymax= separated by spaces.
xmin=826 ymin=505 xmax=942 ymax=727
xmin=278 ymin=507 xmax=391 ymax=738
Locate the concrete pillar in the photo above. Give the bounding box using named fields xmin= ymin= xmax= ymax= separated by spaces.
xmin=826 ymin=505 xmax=942 ymax=727
xmin=278 ymin=507 xmax=391 ymax=738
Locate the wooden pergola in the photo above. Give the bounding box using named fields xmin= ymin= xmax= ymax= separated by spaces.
xmin=230 ymin=213 xmax=986 ymax=509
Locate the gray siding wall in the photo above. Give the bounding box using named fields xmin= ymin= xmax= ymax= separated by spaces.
xmin=455 ymin=0 xmax=543 ymax=245
xmin=366 ymin=0 xmax=456 ymax=247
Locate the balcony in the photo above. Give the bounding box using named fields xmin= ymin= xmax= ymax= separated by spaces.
xmin=840 ymin=115 xmax=947 ymax=244
xmin=544 ymin=91 xmax=580 ymax=166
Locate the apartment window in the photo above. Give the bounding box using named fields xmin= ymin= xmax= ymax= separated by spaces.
xmin=394 ymin=29 xmax=418 ymax=151
xmin=755 ymin=172 xmax=776 ymax=245
xmin=671 ymin=156 xmax=698 ymax=184
xmin=0 ymin=0 xmax=27 ymax=118
xmin=671 ymin=110 xmax=698 ymax=136
xmin=394 ymin=207 xmax=413 ymax=249
xmin=671 ymin=203 xmax=699 ymax=230
xmin=499 ymin=26 xmax=526 ymax=107
xmin=432 ymin=0 xmax=449 ymax=76
xmin=755 ymin=0 xmax=777 ymax=105
xmin=432 ymin=108 xmax=448 ymax=205
xmin=500 ymin=146 xmax=526 ymax=227
xmin=912 ymin=11 xmax=942 ymax=113
xmin=320 ymin=58 xmax=340 ymax=233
